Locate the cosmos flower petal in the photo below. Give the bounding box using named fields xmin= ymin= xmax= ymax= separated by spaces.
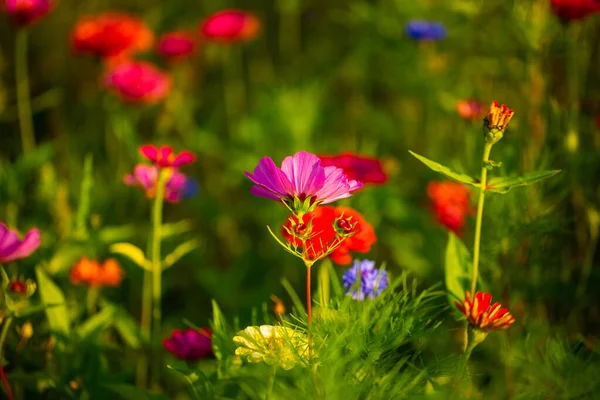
xmin=280 ymin=151 xmax=325 ymax=196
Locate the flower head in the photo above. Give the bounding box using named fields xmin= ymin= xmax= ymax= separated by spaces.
xmin=455 ymin=291 xmax=515 ymax=331
xmin=139 ymin=144 xmax=196 ymax=168
xmin=70 ymin=257 xmax=124 ymax=288
xmin=484 ymin=101 xmax=514 ymax=143
xmin=124 ymin=164 xmax=198 ymax=203
xmin=246 ymin=151 xmax=363 ymax=213
xmin=405 ymin=20 xmax=447 ymax=41
xmin=200 ymin=9 xmax=260 ymax=43
xmin=319 ymin=153 xmax=388 ymax=185
xmin=4 ymin=0 xmax=52 ymax=26
xmin=0 ymin=223 xmax=40 ymax=263
xmin=163 ymin=328 xmax=213 ymax=360
xmin=283 ymin=206 xmax=376 ymax=265
xmin=233 ymin=325 xmax=309 ymax=370
xmin=427 ymin=181 xmax=473 ymax=235
xmin=342 ymin=259 xmax=388 ymax=300
xmin=550 ymin=0 xmax=600 ymax=22
xmin=157 ymin=31 xmax=196 ymax=61
xmin=456 ymin=99 xmax=486 ymax=121
xmin=104 ymin=61 xmax=171 ymax=104
xmin=71 ymin=12 xmax=153 ymax=61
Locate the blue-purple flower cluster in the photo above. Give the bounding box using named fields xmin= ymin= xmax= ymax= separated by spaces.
xmin=342 ymin=259 xmax=388 ymax=300
xmin=404 ymin=20 xmax=447 ymax=41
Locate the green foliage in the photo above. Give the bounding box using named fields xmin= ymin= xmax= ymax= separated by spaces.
xmin=444 ymin=233 xmax=472 ymax=306
xmin=35 ymin=267 xmax=71 ymax=341
xmin=487 ymin=170 xmax=562 ymax=194
xmin=408 ymin=151 xmax=479 ymax=187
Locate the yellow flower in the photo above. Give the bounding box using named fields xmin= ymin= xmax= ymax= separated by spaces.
xmin=233 ymin=325 xmax=309 ymax=370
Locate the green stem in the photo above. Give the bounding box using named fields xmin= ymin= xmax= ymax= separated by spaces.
xmin=86 ymin=287 xmax=99 ymax=316
xmin=306 ymin=263 xmax=313 ymax=360
xmin=0 ymin=316 xmax=15 ymax=400
xmin=265 ymin=365 xmax=277 ymax=400
xmin=317 ymin=260 xmax=330 ymax=307
xmin=15 ymin=28 xmax=36 ymax=155
xmin=470 ymin=143 xmax=493 ymax=295
xmin=150 ymin=169 xmax=168 ymax=387
xmin=136 ymin=269 xmax=152 ymax=388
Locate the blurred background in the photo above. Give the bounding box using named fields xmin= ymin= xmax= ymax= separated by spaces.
xmin=0 ymin=0 xmax=599 ymax=387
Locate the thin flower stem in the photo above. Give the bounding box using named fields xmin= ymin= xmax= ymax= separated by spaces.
xmin=150 ymin=169 xmax=168 ymax=387
xmin=15 ymin=28 xmax=36 ymax=155
xmin=86 ymin=287 xmax=99 ymax=316
xmin=265 ymin=365 xmax=277 ymax=400
xmin=0 ymin=316 xmax=15 ymax=400
xmin=306 ymin=263 xmax=313 ymax=360
xmin=470 ymin=143 xmax=493 ymax=295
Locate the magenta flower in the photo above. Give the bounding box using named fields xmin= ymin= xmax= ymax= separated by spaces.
xmin=140 ymin=144 xmax=195 ymax=168
xmin=0 ymin=223 xmax=41 ymax=263
xmin=4 ymin=0 xmax=52 ymax=26
xmin=124 ymin=164 xmax=198 ymax=203
xmin=199 ymin=9 xmax=260 ymax=43
xmin=163 ymin=328 xmax=213 ymax=360
xmin=245 ymin=151 xmax=363 ymax=210
xmin=103 ymin=61 xmax=171 ymax=103
xmin=157 ymin=31 xmax=196 ymax=61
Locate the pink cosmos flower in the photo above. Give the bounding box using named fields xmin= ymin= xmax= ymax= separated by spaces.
xmin=157 ymin=31 xmax=196 ymax=61
xmin=139 ymin=145 xmax=195 ymax=168
xmin=245 ymin=151 xmax=363 ymax=208
xmin=163 ymin=328 xmax=213 ymax=360
xmin=124 ymin=164 xmax=199 ymax=203
xmin=199 ymin=9 xmax=260 ymax=43
xmin=103 ymin=61 xmax=171 ymax=103
xmin=0 ymin=223 xmax=41 ymax=263
xmin=4 ymin=0 xmax=52 ymax=26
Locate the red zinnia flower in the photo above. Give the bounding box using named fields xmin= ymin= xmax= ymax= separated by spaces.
xmin=103 ymin=61 xmax=171 ymax=103
xmin=283 ymin=206 xmax=376 ymax=265
xmin=319 ymin=153 xmax=388 ymax=185
xmin=550 ymin=0 xmax=600 ymax=21
xmin=455 ymin=99 xmax=486 ymax=121
xmin=139 ymin=144 xmax=195 ymax=168
xmin=71 ymin=12 xmax=153 ymax=61
xmin=157 ymin=31 xmax=196 ymax=61
xmin=427 ymin=181 xmax=473 ymax=235
xmin=200 ymin=9 xmax=260 ymax=43
xmin=455 ymin=291 xmax=515 ymax=331
xmin=4 ymin=0 xmax=52 ymax=26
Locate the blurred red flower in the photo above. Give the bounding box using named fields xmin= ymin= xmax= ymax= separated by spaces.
xmin=550 ymin=0 xmax=600 ymax=21
xmin=157 ymin=31 xmax=196 ymax=61
xmin=319 ymin=153 xmax=388 ymax=185
xmin=283 ymin=206 xmax=376 ymax=265
xmin=70 ymin=257 xmax=124 ymax=288
xmin=456 ymin=99 xmax=486 ymax=121
xmin=427 ymin=181 xmax=473 ymax=235
xmin=455 ymin=291 xmax=515 ymax=331
xmin=139 ymin=144 xmax=195 ymax=168
xmin=71 ymin=12 xmax=153 ymax=61
xmin=103 ymin=61 xmax=171 ymax=103
xmin=4 ymin=0 xmax=52 ymax=26
xmin=199 ymin=9 xmax=260 ymax=43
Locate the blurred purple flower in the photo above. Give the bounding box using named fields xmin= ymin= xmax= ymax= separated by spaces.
xmin=124 ymin=164 xmax=198 ymax=203
xmin=342 ymin=259 xmax=388 ymax=300
xmin=405 ymin=20 xmax=447 ymax=41
xmin=4 ymin=0 xmax=52 ymax=26
xmin=245 ymin=151 xmax=363 ymax=209
xmin=0 ymin=223 xmax=40 ymax=263
xmin=163 ymin=328 xmax=213 ymax=360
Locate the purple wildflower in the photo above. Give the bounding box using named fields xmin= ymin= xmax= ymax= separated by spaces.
xmin=342 ymin=259 xmax=388 ymax=300
xmin=163 ymin=328 xmax=213 ymax=360
xmin=0 ymin=223 xmax=41 ymax=263
xmin=405 ymin=20 xmax=447 ymax=41
xmin=124 ymin=164 xmax=198 ymax=203
xmin=245 ymin=151 xmax=363 ymax=210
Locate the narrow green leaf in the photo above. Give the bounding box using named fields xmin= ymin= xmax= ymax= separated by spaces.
xmin=74 ymin=154 xmax=93 ymax=238
xmin=14 ymin=302 xmax=61 ymax=318
xmin=113 ymin=309 xmax=142 ymax=349
xmin=110 ymin=242 xmax=151 ymax=271
xmin=35 ymin=267 xmax=70 ymax=339
xmin=487 ymin=170 xmax=561 ymax=193
xmin=162 ymin=238 xmax=201 ymax=270
xmin=408 ymin=151 xmax=478 ymax=186
xmin=76 ymin=306 xmax=117 ymax=340
xmin=444 ymin=233 xmax=472 ymax=306
xmin=281 ymin=277 xmax=306 ymax=315
xmin=161 ymin=220 xmax=196 ymax=239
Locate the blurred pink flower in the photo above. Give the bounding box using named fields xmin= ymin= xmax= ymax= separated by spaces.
xmin=103 ymin=61 xmax=171 ymax=103
xmin=199 ymin=9 xmax=260 ymax=43
xmin=163 ymin=328 xmax=213 ymax=360
xmin=0 ymin=223 xmax=40 ymax=263
xmin=124 ymin=164 xmax=199 ymax=203
xmin=550 ymin=0 xmax=600 ymax=21
xmin=139 ymin=144 xmax=195 ymax=168
xmin=4 ymin=0 xmax=52 ymax=26
xmin=157 ymin=31 xmax=196 ymax=61
xmin=456 ymin=99 xmax=486 ymax=121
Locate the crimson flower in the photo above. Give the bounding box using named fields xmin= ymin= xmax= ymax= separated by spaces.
xmin=157 ymin=31 xmax=196 ymax=61
xmin=0 ymin=223 xmax=40 ymax=263
xmin=550 ymin=0 xmax=600 ymax=21
xmin=163 ymin=328 xmax=213 ymax=360
xmin=427 ymin=181 xmax=473 ymax=235
xmin=319 ymin=153 xmax=388 ymax=185
xmin=103 ymin=61 xmax=171 ymax=103
xmin=4 ymin=0 xmax=52 ymax=26
xmin=139 ymin=145 xmax=195 ymax=168
xmin=200 ymin=9 xmax=260 ymax=43
xmin=455 ymin=291 xmax=515 ymax=331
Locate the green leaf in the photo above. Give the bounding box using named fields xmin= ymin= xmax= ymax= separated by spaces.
xmin=281 ymin=277 xmax=306 ymax=315
xmin=76 ymin=306 xmax=117 ymax=340
xmin=444 ymin=233 xmax=472 ymax=307
xmin=14 ymin=302 xmax=62 ymax=318
xmin=113 ymin=308 xmax=142 ymax=349
xmin=47 ymin=242 xmax=87 ymax=274
xmin=487 ymin=170 xmax=561 ymax=194
xmin=35 ymin=267 xmax=70 ymax=340
xmin=161 ymin=220 xmax=196 ymax=239
xmin=162 ymin=238 xmax=201 ymax=270
xmin=408 ymin=151 xmax=478 ymax=187
xmin=211 ymin=300 xmax=227 ymax=360
xmin=110 ymin=242 xmax=151 ymax=271
xmin=167 ymin=362 xmax=215 ymax=400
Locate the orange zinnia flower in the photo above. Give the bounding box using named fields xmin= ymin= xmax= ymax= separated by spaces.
xmin=283 ymin=206 xmax=376 ymax=265
xmin=455 ymin=291 xmax=515 ymax=331
xmin=70 ymin=257 xmax=124 ymax=287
